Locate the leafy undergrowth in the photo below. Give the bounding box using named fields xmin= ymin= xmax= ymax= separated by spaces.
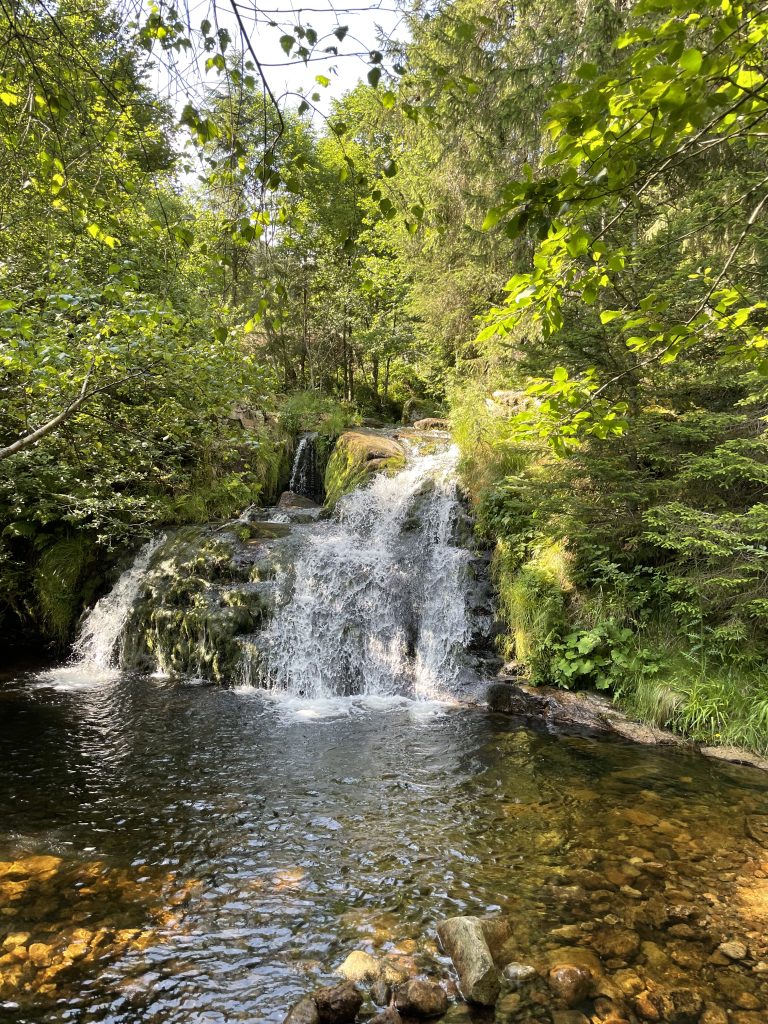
xmin=453 ymin=388 xmax=768 ymax=756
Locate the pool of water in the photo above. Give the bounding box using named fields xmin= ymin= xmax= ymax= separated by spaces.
xmin=2 ymin=669 xmax=768 ymax=1022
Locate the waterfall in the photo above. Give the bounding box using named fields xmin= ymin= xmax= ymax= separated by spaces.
xmin=251 ymin=444 xmax=477 ymax=699
xmin=288 ymin=432 xmax=323 ymax=502
xmin=71 ymin=537 xmax=162 ymax=670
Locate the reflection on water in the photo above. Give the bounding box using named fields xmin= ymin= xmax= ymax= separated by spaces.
xmin=1 ymin=669 xmax=768 ymax=1022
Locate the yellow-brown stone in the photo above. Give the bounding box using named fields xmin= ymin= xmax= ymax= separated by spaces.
xmin=27 ymin=943 xmax=54 ymax=968
xmin=2 ymin=932 xmax=30 ymax=950
xmin=62 ymin=942 xmax=88 ymax=962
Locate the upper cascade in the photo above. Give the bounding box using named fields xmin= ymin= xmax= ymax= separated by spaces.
xmin=249 ymin=441 xmax=487 ymax=700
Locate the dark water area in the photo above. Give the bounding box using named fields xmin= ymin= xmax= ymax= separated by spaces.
xmin=2 ymin=670 xmax=768 ymax=1022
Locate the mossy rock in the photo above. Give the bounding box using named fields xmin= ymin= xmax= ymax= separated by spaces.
xmin=401 ymin=397 xmax=443 ymax=425
xmin=324 ymin=431 xmax=406 ymax=509
xmin=121 ymin=523 xmax=299 ymax=684
xmin=240 ymin=521 xmax=293 ymax=540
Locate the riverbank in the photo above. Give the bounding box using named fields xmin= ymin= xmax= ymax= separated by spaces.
xmin=487 ymin=679 xmax=768 ymax=774
xmin=451 ymin=389 xmax=768 ymax=760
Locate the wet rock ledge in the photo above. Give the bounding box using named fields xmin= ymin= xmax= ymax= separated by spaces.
xmin=486 ymin=680 xmax=768 ymax=772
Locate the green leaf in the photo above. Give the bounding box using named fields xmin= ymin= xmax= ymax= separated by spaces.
xmin=600 ymin=309 xmax=623 ymax=324
xmin=482 ymin=208 xmax=503 ymax=231
xmin=680 ymin=47 xmax=703 ymax=73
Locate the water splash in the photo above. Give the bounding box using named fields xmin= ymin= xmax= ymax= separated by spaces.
xmin=71 ymin=537 xmax=163 ymax=670
xmin=251 ymin=444 xmax=477 ymax=699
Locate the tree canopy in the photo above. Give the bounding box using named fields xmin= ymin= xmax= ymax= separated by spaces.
xmin=4 ymin=0 xmax=768 ymax=748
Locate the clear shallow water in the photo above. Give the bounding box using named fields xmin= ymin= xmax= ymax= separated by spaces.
xmin=2 ymin=670 xmax=768 ymax=1022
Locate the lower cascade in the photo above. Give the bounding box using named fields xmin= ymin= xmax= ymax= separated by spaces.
xmin=250 ymin=443 xmax=484 ymax=699
xmin=71 ymin=536 xmax=164 ymax=671
xmin=74 ymin=435 xmax=495 ymax=698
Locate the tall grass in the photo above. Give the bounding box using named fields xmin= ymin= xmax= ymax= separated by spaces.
xmin=616 ymin=633 xmax=768 ymax=754
xmin=493 ymin=538 xmax=572 ymax=666
xmin=34 ymin=537 xmax=92 ymax=641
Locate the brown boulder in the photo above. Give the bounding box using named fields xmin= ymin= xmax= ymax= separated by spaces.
xmin=284 ymin=996 xmax=320 ymax=1024
xmin=413 ymin=418 xmax=450 ymax=431
xmin=369 ymin=1010 xmax=402 ymax=1024
xmin=314 ymin=982 xmax=363 ymax=1023
xmin=393 ymin=979 xmax=449 ymax=1018
xmin=278 ymin=491 xmax=321 ymax=510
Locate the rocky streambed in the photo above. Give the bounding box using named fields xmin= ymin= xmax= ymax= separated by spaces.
xmin=283 ymin=818 xmax=768 ymax=1024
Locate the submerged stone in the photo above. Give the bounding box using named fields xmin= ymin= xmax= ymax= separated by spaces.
xmin=336 ymin=950 xmax=381 ymax=985
xmin=502 ymin=962 xmax=537 ymax=988
xmin=548 ymin=964 xmax=591 ymax=1007
xmin=314 ymin=982 xmax=363 ymax=1023
xmin=436 ymin=916 xmax=500 ymax=1006
xmin=717 ymin=939 xmax=748 ymax=960
xmin=590 ymin=928 xmax=640 ymax=961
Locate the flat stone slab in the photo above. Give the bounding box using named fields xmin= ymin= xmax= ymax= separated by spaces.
xmin=487 ymin=680 xmax=768 ymax=773
xmin=486 ymin=681 xmax=616 ymax=735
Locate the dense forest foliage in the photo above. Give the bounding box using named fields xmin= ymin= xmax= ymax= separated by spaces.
xmin=3 ymin=0 xmax=768 ymax=749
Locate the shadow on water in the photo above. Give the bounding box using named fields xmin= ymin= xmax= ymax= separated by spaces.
xmin=1 ymin=671 xmax=768 ymax=1021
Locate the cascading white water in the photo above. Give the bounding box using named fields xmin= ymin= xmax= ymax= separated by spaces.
xmin=71 ymin=537 xmax=162 ymax=670
xmin=289 ymin=432 xmax=322 ymax=501
xmin=251 ymin=444 xmax=475 ymax=699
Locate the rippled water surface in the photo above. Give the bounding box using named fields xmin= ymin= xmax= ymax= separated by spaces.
xmin=2 ymin=669 xmax=768 ymax=1022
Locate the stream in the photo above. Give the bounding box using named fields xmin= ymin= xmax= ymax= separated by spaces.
xmin=2 ymin=438 xmax=768 ymax=1022
xmin=2 ymin=672 xmax=768 ymax=1021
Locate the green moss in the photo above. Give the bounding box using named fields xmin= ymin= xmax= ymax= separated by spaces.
xmin=323 ymin=431 xmax=406 ymax=509
xmin=33 ymin=537 xmax=93 ymax=641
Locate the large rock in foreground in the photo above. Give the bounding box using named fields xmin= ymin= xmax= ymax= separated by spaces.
xmin=324 ymin=431 xmax=405 ymax=508
xmin=313 ymin=982 xmax=363 ymax=1022
xmin=393 ymin=979 xmax=448 ymax=1017
xmin=436 ymin=916 xmax=500 ymax=1006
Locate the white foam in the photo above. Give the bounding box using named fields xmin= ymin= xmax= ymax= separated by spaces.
xmin=245 ymin=444 xmax=474 ymax=701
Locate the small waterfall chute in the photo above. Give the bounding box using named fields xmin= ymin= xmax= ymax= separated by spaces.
xmin=71 ymin=537 xmax=162 ymax=670
xmin=288 ymin=432 xmax=324 ymax=502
